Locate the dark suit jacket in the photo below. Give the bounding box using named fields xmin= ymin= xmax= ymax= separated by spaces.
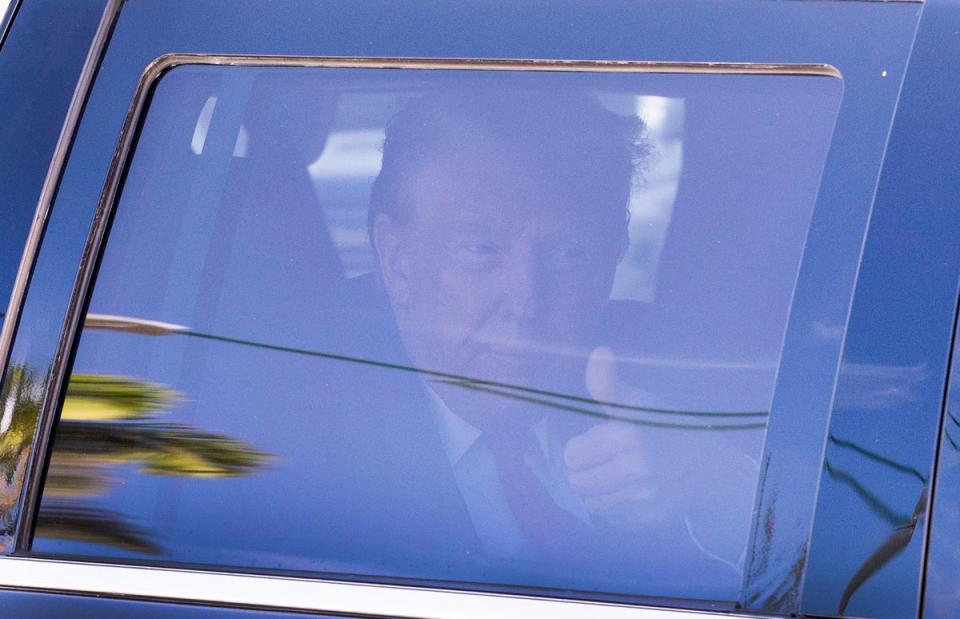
xmin=304 ymin=274 xmax=483 ymax=577
xmin=301 ymin=274 xmax=733 ymax=597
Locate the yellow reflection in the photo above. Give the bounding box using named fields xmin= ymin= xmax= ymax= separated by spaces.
xmin=34 ymin=371 xmax=273 ymax=553
xmin=62 ymin=374 xmax=180 ymax=421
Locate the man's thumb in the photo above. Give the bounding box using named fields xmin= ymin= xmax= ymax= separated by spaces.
xmin=586 ymin=346 xmax=618 ymax=406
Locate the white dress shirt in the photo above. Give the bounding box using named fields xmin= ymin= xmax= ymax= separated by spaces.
xmin=425 ymin=386 xmax=592 ymax=561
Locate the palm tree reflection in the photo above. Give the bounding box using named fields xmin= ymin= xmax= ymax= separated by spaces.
xmin=0 ymin=364 xmax=43 ymax=546
xmin=37 ymin=371 xmax=271 ymax=554
xmin=35 ymin=506 xmax=162 ymax=554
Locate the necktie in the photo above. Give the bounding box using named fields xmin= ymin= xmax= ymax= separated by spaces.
xmin=481 ymin=427 xmax=592 ymax=560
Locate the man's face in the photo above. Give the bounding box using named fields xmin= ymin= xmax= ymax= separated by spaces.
xmin=376 ymin=158 xmax=622 ymax=394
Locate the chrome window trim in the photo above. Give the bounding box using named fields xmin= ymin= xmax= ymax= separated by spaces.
xmin=140 ymin=54 xmax=842 ymax=76
xmin=0 ymin=557 xmax=765 ymax=618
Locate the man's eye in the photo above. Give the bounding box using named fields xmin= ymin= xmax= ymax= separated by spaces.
xmin=453 ymin=242 xmax=501 ymax=267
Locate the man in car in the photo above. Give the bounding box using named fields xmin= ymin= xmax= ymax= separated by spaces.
xmin=312 ymin=85 xmax=734 ymax=590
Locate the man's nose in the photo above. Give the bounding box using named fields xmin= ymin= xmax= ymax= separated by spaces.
xmin=500 ymin=251 xmax=547 ymax=323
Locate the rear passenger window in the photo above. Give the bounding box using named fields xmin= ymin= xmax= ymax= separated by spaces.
xmin=28 ymin=62 xmax=842 ymax=606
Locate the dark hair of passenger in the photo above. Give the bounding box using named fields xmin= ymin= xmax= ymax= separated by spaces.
xmin=368 ymin=86 xmax=650 ymax=256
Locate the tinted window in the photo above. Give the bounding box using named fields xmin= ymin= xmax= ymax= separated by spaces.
xmin=29 ymin=63 xmax=841 ymax=605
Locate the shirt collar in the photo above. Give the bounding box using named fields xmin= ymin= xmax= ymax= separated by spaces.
xmin=426 ymin=384 xmax=561 ymax=465
xmin=425 ymin=384 xmax=482 ymax=465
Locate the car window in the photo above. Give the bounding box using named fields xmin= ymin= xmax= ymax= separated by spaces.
xmin=24 ymin=61 xmax=843 ymax=607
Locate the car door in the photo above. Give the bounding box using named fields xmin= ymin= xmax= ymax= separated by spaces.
xmin=1 ymin=1 xmax=958 ymax=618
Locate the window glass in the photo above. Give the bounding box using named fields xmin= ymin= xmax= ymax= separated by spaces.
xmin=29 ymin=64 xmax=841 ymax=605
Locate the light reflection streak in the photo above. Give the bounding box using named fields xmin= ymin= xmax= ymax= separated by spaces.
xmin=190 ymin=96 xmax=218 ymax=155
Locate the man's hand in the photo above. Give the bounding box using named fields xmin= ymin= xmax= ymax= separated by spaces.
xmin=564 ymin=347 xmax=677 ymax=530
xmin=565 ymin=420 xmax=665 ymax=529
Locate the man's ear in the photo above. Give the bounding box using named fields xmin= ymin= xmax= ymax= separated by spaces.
xmin=372 ymin=213 xmax=411 ymax=306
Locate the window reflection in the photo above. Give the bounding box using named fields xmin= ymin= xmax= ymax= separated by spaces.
xmin=38 ymin=367 xmax=269 ymax=552
xmin=31 ymin=64 xmax=842 ymax=605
